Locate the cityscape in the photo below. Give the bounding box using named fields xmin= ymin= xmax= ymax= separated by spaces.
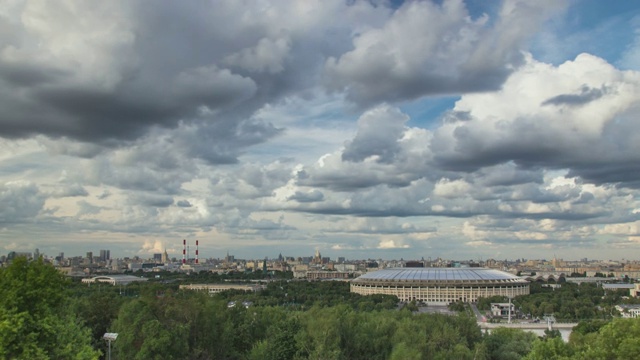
xmin=5 ymin=245 xmax=640 ymax=282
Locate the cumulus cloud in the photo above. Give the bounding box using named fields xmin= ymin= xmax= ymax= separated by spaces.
xmin=139 ymin=239 xmax=166 ymax=255
xmin=325 ymin=0 xmax=564 ymax=106
xmin=432 ymin=53 xmax=640 ymax=188
xmin=342 ymin=105 xmax=408 ymax=164
xmin=224 ymin=37 xmax=291 ymax=74
xmin=377 ymin=239 xmax=410 ymax=249
xmin=0 ymin=182 xmax=46 ymax=224
xmin=3 ymin=0 xmax=640 ymax=260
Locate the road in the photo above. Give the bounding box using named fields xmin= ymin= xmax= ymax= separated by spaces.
xmin=469 ymin=303 xmax=487 ymax=322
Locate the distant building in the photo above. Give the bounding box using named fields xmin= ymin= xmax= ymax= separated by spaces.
xmin=311 ymin=249 xmax=323 ymax=265
xmin=306 ymin=271 xmax=350 ymax=280
xmin=405 ymin=261 xmax=424 ymax=268
xmin=153 ymin=253 xmax=162 ymax=263
xmin=334 ymin=263 xmax=356 ymax=272
xmin=616 ymin=304 xmax=640 ymax=318
xmin=602 ymin=283 xmax=635 ymax=291
xmin=99 ymin=250 xmax=110 ymax=262
xmin=81 ymin=275 xmax=148 ymax=286
xmin=491 ymin=303 xmax=515 ymax=318
xmin=180 ymin=283 xmax=264 ymax=295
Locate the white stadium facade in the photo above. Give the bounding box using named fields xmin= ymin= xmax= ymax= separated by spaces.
xmin=350 ymin=268 xmax=529 ymax=305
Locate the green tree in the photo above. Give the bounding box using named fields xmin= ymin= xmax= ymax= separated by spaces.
xmin=72 ymin=289 xmax=125 ymax=353
xmin=247 ymin=317 xmax=301 ymax=360
xmin=389 ymin=342 xmax=422 ymax=360
xmin=483 ymin=327 xmax=537 ymax=360
xmin=112 ymin=298 xmax=188 ymax=360
xmin=0 ymin=257 xmax=99 ymax=359
xmin=524 ymin=337 xmax=572 ymax=360
xmin=573 ymin=318 xmax=640 ymax=360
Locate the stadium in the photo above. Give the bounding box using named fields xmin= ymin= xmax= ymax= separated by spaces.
xmin=350 ymin=268 xmax=529 ymax=305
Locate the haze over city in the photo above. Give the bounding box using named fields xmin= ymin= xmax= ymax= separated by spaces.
xmin=1 ymin=0 xmax=640 ymax=261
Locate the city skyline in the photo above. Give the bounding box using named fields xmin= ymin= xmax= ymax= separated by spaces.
xmin=2 ymin=1 xmax=640 ymax=260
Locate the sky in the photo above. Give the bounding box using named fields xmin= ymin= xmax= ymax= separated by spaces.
xmin=1 ymin=0 xmax=640 ymax=261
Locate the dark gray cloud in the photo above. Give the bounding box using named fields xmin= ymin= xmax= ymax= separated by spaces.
xmin=0 ymin=1 xmax=356 ymax=164
xmin=129 ymin=193 xmax=174 ymax=208
xmin=287 ymin=190 xmax=324 ymax=203
xmin=541 ymin=85 xmax=608 ymax=106
xmin=50 ymin=184 xmax=89 ymax=198
xmin=96 ymin=190 xmax=112 ymax=200
xmin=176 ymin=200 xmax=192 ymax=208
xmin=474 ymin=164 xmax=544 ymax=187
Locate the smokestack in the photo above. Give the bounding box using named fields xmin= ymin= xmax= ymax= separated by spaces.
xmin=182 ymin=239 xmax=186 ymax=264
xmin=196 ymin=240 xmax=199 ymax=264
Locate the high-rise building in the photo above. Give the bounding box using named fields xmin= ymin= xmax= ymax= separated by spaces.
xmin=86 ymin=252 xmax=93 ymax=264
xmin=153 ymin=253 xmax=162 ymax=263
xmin=100 ymin=250 xmax=110 ymax=262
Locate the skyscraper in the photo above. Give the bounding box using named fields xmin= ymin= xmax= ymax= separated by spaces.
xmin=100 ymin=249 xmax=110 ymax=262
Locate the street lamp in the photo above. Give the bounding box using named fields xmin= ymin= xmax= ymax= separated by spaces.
xmin=103 ymin=333 xmax=118 ymax=360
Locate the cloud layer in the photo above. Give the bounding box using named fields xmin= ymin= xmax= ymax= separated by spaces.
xmin=2 ymin=0 xmax=640 ymax=260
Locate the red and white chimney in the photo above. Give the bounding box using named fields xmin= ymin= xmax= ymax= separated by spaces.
xmin=195 ymin=240 xmax=199 ymax=264
xmin=182 ymin=239 xmax=186 ymax=264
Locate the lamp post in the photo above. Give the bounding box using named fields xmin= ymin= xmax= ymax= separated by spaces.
xmin=103 ymin=333 xmax=118 ymax=360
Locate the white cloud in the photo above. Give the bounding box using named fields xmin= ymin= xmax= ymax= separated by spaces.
xmin=377 ymin=239 xmax=410 ymax=249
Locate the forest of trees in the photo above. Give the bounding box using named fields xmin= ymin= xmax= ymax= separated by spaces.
xmin=2 ymin=257 xmax=640 ymax=359
xmin=477 ymin=282 xmax=640 ymax=321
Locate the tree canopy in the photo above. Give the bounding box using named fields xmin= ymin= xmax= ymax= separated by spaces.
xmin=0 ymin=257 xmax=99 ymax=359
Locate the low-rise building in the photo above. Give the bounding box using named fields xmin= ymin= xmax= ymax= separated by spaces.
xmin=179 ymin=283 xmax=265 ymax=295
xmin=306 ymin=271 xmax=350 ymax=280
xmin=491 ymin=303 xmax=515 ymax=318
xmin=616 ymin=304 xmax=640 ymax=318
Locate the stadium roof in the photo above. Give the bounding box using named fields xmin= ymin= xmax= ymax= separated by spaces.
xmin=354 ymin=267 xmax=525 ymax=283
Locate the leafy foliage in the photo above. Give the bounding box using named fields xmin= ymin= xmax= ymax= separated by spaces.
xmin=0 ymin=257 xmax=99 ymax=359
xmin=4 ymin=259 xmax=640 ymax=359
